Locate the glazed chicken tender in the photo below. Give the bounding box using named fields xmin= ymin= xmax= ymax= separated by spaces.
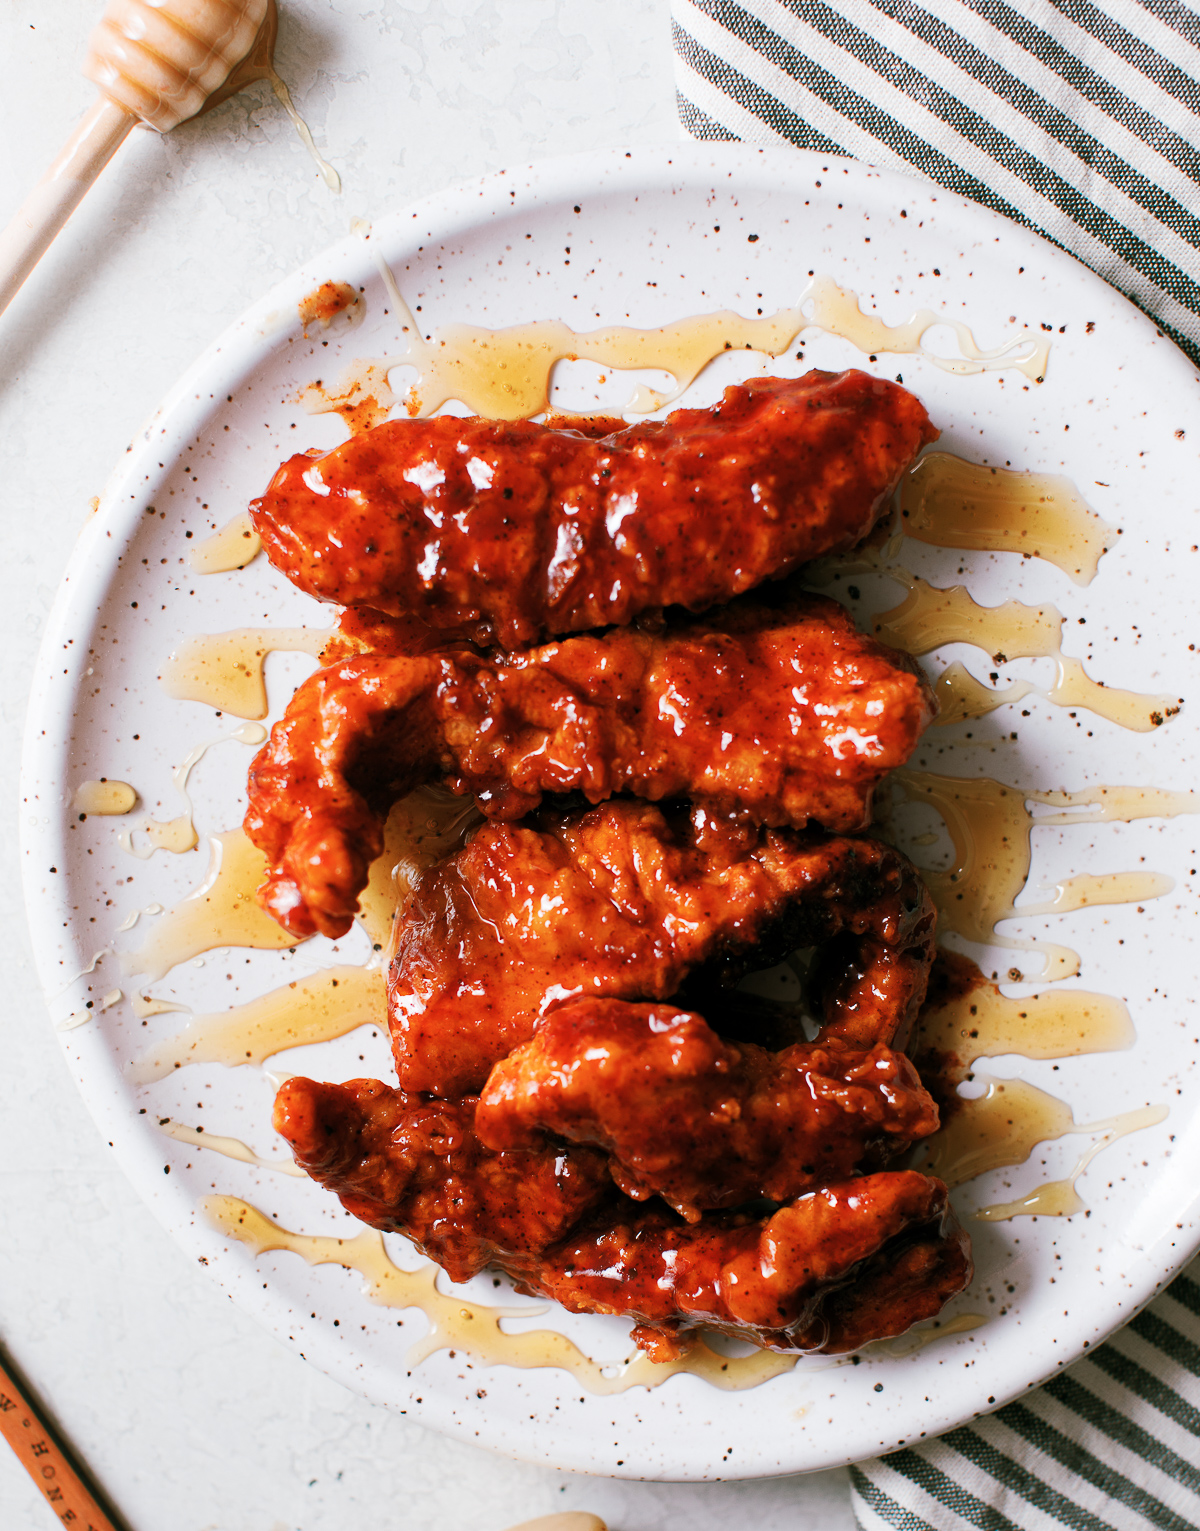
xmin=250 ymin=370 xmax=937 ymax=648
xmin=272 ymin=1069 xmax=968 ymax=1362
xmin=475 ymin=998 xmax=940 ymax=1220
xmin=386 ymin=800 xmax=937 ymax=1098
xmin=244 ymin=594 xmax=935 ymax=938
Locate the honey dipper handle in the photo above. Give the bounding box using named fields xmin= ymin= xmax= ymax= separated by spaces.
xmin=0 ymin=1346 xmax=125 ymax=1531
xmin=0 ymin=96 xmax=133 ymax=319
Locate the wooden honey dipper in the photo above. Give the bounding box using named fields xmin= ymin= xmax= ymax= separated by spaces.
xmin=0 ymin=1343 xmax=127 ymax=1531
xmin=0 ymin=0 xmax=327 ymax=319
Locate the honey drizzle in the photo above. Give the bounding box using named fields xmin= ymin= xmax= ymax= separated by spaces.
xmin=72 ymin=780 xmax=136 ymax=815
xmin=317 ymin=267 xmax=1049 ymax=426
xmin=920 ymin=1077 xmax=1058 ymax=1187
xmin=814 ymin=461 xmax=1176 ymax=731
xmin=189 ymin=512 xmax=263 ymax=574
xmin=871 ymin=570 xmax=1178 ymax=734
xmin=129 ymin=787 xmax=471 ymax=1082
xmin=803 ymin=278 xmax=1051 ymax=382
xmin=159 ymin=1120 xmax=306 ymax=1177
xmin=899 ymin=453 xmax=1117 ymax=585
xmin=915 ymin=982 xmax=1135 ymax=1070
xmin=1015 ymin=871 xmax=1173 ymax=919
xmin=925 ymin=1083 xmax=1169 ymax=1207
xmin=874 ymin=575 xmax=1061 ymax=660
xmin=57 ymin=986 xmax=122 ymax=1032
xmin=931 ymin=660 xmax=1172 ymax=734
xmin=123 ymin=829 xmax=301 ymax=985
xmin=135 ymin=816 xmax=199 ymax=856
xmin=913 ymin=954 xmax=1167 ymax=1211
xmin=56 ymin=1008 xmax=95 ymax=1033
xmin=1048 ymin=656 xmax=1179 ymax=732
xmin=895 ymin=772 xmax=1195 ymax=977
xmin=117 ymin=722 xmax=269 ymax=861
xmin=131 ymin=992 xmax=189 ymax=1019
xmin=934 ymin=663 xmax=1034 ymax=727
xmin=202 ymin=1196 xmax=797 ymax=1394
xmin=868 ymin=1312 xmax=987 ymax=1356
xmin=974 ymin=1104 xmax=1169 ymax=1220
xmin=130 ymin=966 xmax=384 ymax=1083
xmin=159 ymin=628 xmax=329 ymax=719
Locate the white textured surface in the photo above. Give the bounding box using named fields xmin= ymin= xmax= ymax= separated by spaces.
xmin=0 ymin=4 xmax=855 ymax=1527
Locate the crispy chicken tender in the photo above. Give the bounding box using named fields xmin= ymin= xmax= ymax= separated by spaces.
xmin=273 ymin=1076 xmax=970 ymax=1358
xmin=529 ymin=1171 xmax=971 ymax=1359
xmin=244 ymin=595 xmax=935 ymax=939
xmin=272 ymin=1076 xmax=610 ymax=1283
xmin=475 ymin=999 xmax=939 ymax=1219
xmin=388 ymin=801 xmax=937 ymax=1097
xmin=250 ymin=371 xmax=938 ymax=648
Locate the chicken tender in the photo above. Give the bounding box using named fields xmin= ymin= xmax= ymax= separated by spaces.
xmin=273 ymin=1075 xmax=970 ymax=1359
xmin=518 ymin=1171 xmax=970 ymax=1359
xmin=476 ymin=998 xmax=939 ymax=1219
xmin=251 ymin=370 xmax=937 ymax=648
xmin=245 ymin=595 xmax=935 ymax=938
xmin=272 ymin=1075 xmax=610 ymax=1284
xmin=388 ymin=802 xmax=937 ymax=1097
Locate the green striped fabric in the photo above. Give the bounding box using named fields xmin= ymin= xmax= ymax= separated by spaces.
xmin=670 ymin=0 xmax=1200 ymax=363
xmin=848 ymin=1255 xmax=1200 ymax=1529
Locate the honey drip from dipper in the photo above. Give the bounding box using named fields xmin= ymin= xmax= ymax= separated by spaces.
xmin=85 ymin=0 xmax=339 ymax=188
xmin=1 ymin=0 xmax=343 ymax=327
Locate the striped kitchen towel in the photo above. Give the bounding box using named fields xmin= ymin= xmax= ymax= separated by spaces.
xmin=850 ymin=1250 xmax=1200 ymax=1530
xmin=671 ymin=0 xmax=1200 ymax=365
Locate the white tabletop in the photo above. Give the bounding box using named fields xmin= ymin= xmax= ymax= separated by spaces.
xmin=0 ymin=5 xmax=856 ymax=1526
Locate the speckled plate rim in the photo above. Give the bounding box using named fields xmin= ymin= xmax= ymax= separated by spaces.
xmin=20 ymin=141 xmax=1200 ymax=1480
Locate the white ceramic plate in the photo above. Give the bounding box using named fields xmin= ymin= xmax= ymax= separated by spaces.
xmin=21 ymin=145 xmax=1200 ymax=1479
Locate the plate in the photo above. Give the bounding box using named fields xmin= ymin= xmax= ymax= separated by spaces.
xmin=20 ymin=144 xmax=1200 ymax=1480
